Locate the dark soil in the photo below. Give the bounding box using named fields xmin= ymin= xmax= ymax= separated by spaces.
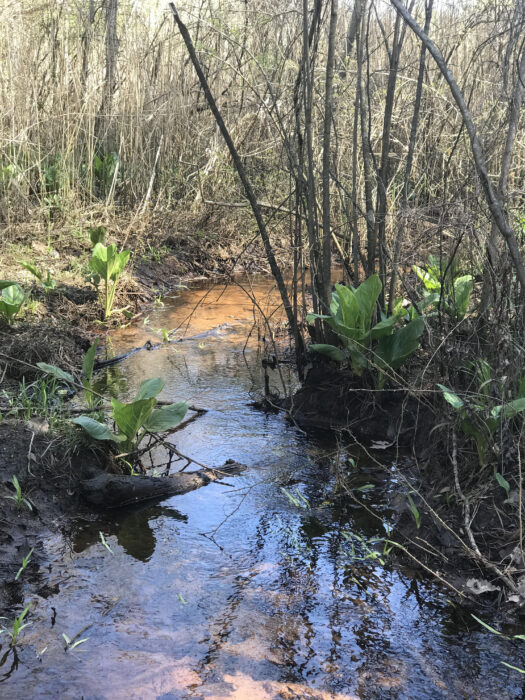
xmin=0 ymin=422 xmax=90 ymax=615
xmin=285 ymin=364 xmax=525 ymax=614
xmin=287 ymin=365 xmax=434 ymax=453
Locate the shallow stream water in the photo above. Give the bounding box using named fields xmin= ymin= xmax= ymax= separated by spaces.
xmin=2 ymin=277 xmax=525 ymax=698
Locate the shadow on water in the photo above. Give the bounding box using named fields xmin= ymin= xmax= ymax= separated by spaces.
xmin=2 ymin=277 xmax=525 ymax=698
xmin=71 ymin=504 xmax=188 ymax=563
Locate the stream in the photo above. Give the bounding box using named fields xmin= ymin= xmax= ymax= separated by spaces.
xmin=2 ymin=277 xmax=525 ymax=698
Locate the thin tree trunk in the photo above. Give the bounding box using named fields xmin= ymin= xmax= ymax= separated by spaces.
xmin=388 ymin=0 xmax=434 ymax=313
xmin=321 ymin=0 xmax=338 ymax=311
xmin=168 ymin=3 xmax=298 ymax=347
xmin=480 ymin=44 xmax=525 ymax=313
xmin=390 ymin=0 xmax=525 ymax=300
xmin=81 ymin=0 xmax=95 ymax=93
xmin=96 ymin=0 xmax=119 ymax=150
xmin=359 ymin=8 xmax=376 ymax=275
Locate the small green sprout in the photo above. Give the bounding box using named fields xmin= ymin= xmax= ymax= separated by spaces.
xmin=15 ymin=548 xmax=34 ymax=581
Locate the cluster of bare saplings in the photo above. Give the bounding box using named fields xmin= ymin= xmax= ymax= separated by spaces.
xmin=1 ymin=0 xmax=525 ymax=594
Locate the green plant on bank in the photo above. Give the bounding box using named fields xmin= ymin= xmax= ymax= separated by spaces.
xmin=438 ymin=360 xmax=525 ymax=468
xmin=0 ymin=282 xmax=25 ymax=324
xmin=15 ymin=549 xmax=34 ymax=581
xmin=307 ymin=274 xmax=424 ymax=387
xmin=0 ymin=604 xmax=32 ymax=647
xmin=5 ymin=476 xmax=32 ymax=511
xmin=19 ymin=261 xmax=56 ymax=293
xmin=89 ymin=241 xmax=130 ymax=319
xmin=412 ymin=255 xmax=473 ymax=320
xmin=73 ymin=377 xmax=188 ymax=454
xmin=407 ymin=492 xmax=421 ymax=528
xmin=3 ymin=373 xmax=68 ymax=430
xmin=92 ymin=151 xmax=119 ymax=196
xmin=35 ymin=341 xmax=103 ymax=418
xmin=142 ymin=244 xmax=170 ymax=264
xmin=88 ymin=225 xmax=106 ymax=247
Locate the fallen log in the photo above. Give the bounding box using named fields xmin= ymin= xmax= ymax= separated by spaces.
xmin=81 ymin=461 xmax=246 ymax=508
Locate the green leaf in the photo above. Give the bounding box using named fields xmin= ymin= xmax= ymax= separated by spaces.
xmin=144 ymin=402 xmax=188 ymax=432
xmin=306 ymin=313 xmax=331 ymax=325
xmin=347 ymin=345 xmax=368 ymax=375
xmin=89 ymin=226 xmax=106 ymax=246
xmin=111 ymin=397 xmax=156 ymax=443
xmin=502 ymin=398 xmax=525 ymax=419
xmin=334 ymin=284 xmax=360 ymax=328
xmin=501 ymin=662 xmax=525 ymax=674
xmin=376 ymin=317 xmax=424 ymax=371
xmin=309 ymin=344 xmax=347 ymax=363
xmin=0 ymin=284 xmax=25 ymax=321
xmin=353 ymin=274 xmax=382 ymax=331
xmin=136 ymin=378 xmax=164 ymax=400
xmin=90 ymin=242 xmax=117 ymax=278
xmin=471 ymin=614 xmax=502 ymax=636
xmin=0 ymin=280 xmax=17 ymax=290
xmin=82 ymin=340 xmax=99 ymax=382
xmin=20 ymin=261 xmax=42 ymax=280
xmin=495 ymin=471 xmax=511 ymax=498
xmin=72 ymin=416 xmax=118 ymax=442
xmin=452 ymin=275 xmax=473 ymax=318
xmin=437 ymin=384 xmax=464 ymax=410
xmin=413 ymin=265 xmax=441 ymax=292
xmin=37 ymin=362 xmax=75 ymax=384
xmin=371 ymin=314 xmax=397 ymax=339
xmin=111 ymin=250 xmax=130 ymax=281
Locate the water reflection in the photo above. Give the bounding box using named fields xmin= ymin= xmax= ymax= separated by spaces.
xmin=71 ymin=504 xmax=187 ymax=562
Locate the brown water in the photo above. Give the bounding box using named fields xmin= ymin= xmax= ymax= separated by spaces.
xmin=2 ymin=277 xmax=525 ymax=699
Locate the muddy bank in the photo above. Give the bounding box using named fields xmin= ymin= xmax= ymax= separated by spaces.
xmin=286 ymin=365 xmax=434 ymax=450
xmin=282 ymin=365 xmax=525 ymax=610
xmin=0 ymin=422 xmax=81 ymax=614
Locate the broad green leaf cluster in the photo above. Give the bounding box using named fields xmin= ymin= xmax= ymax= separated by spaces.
xmin=412 ymin=255 xmax=473 ymax=320
xmin=20 ymin=261 xmax=56 ymax=293
xmin=0 ymin=282 xmax=25 ymax=324
xmin=438 ymin=361 xmax=525 ymax=487
xmin=89 ymin=240 xmax=130 ymax=318
xmin=73 ymin=377 xmax=188 ymax=452
xmin=307 ymin=274 xmax=424 ymax=387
